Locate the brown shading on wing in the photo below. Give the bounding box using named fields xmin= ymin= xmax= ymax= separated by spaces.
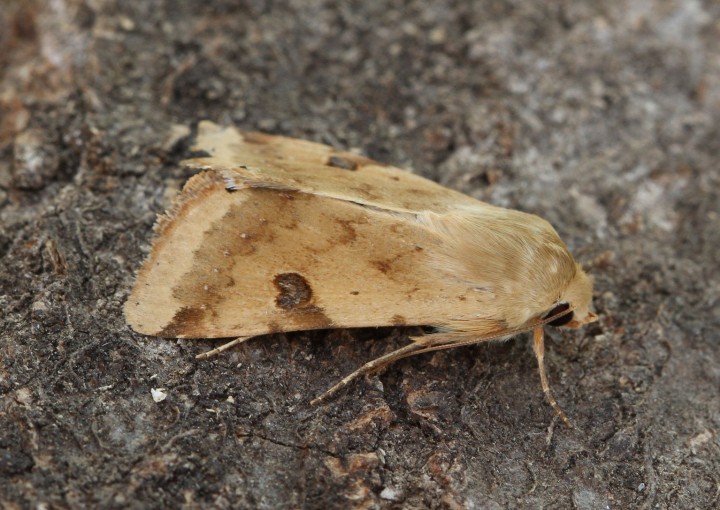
xmin=124 ymin=171 xmax=490 ymax=338
xmin=182 ymin=121 xmax=483 ymax=214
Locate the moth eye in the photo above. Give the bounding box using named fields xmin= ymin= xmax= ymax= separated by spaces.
xmin=544 ymin=302 xmax=574 ymax=327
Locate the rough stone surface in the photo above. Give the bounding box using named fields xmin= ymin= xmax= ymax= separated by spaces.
xmin=1 ymin=0 xmax=719 ymax=508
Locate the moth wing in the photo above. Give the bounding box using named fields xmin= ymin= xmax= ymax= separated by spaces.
xmin=124 ymin=171 xmax=490 ymax=339
xmin=183 ymin=121 xmax=483 ymax=214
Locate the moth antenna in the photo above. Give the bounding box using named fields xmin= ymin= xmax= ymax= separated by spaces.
xmin=310 ymin=342 xmax=425 ymax=406
xmin=532 ymin=326 xmax=573 ymax=429
xmin=196 ymin=336 xmax=254 ymax=360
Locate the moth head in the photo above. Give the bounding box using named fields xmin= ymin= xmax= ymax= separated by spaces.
xmin=544 ymin=265 xmax=597 ymax=329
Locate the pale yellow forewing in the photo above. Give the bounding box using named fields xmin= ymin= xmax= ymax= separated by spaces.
xmin=182 ymin=121 xmax=482 ymax=214
xmin=124 ymin=171 xmax=487 ymax=338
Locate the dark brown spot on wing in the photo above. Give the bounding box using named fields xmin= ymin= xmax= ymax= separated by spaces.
xmin=274 ymin=273 xmax=313 ymax=309
xmin=371 ymin=252 xmax=405 ymax=275
xmin=391 ymin=314 xmax=406 ymax=326
xmin=327 ymin=155 xmax=358 ymax=171
xmin=335 ymin=219 xmax=358 ymax=244
xmin=372 ymin=260 xmax=392 ymax=274
xmin=271 ymin=272 xmax=332 ymax=329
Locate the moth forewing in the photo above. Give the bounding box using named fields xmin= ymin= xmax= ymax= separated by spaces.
xmin=125 ymin=173 xmax=501 ymax=339
xmin=125 ymin=121 xmax=597 ymax=426
xmin=184 ymin=120 xmax=482 ymax=214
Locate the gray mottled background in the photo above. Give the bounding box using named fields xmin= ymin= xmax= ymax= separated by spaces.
xmin=1 ymin=0 xmax=719 ymax=508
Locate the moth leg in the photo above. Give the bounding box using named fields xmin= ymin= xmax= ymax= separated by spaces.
xmin=357 ymin=334 xmax=459 ymax=374
xmin=310 ymin=342 xmax=425 ymax=406
xmin=195 ymin=336 xmax=254 ymax=360
xmin=532 ymin=327 xmax=573 ymax=429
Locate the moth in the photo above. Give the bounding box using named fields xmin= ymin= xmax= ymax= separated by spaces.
xmin=125 ymin=121 xmax=597 ymax=426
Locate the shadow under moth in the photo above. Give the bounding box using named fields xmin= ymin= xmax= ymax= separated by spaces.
xmin=125 ymin=121 xmax=597 ymax=427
